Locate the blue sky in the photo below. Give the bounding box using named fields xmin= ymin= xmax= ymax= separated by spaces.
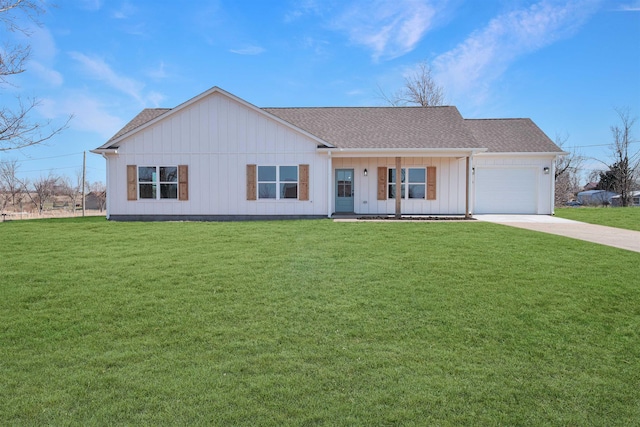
xmin=2 ymin=0 xmax=639 ymax=184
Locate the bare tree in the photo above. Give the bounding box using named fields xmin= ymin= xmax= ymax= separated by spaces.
xmin=58 ymin=173 xmax=82 ymax=213
xmin=378 ymin=61 xmax=446 ymax=107
xmin=0 ymin=158 xmax=24 ymax=206
xmin=553 ymin=133 xmax=583 ymax=206
xmin=601 ymin=108 xmax=639 ymax=207
xmin=22 ymin=172 xmax=57 ymax=214
xmin=1 ymin=0 xmax=70 ymax=151
xmin=89 ymin=181 xmax=106 ymax=212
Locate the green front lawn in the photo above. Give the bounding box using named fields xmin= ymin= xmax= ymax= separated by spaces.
xmin=555 ymin=206 xmax=640 ymax=231
xmin=1 ymin=217 xmax=638 ymax=425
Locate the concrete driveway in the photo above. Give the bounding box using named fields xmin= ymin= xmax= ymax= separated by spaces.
xmin=475 ymin=215 xmax=640 ymax=253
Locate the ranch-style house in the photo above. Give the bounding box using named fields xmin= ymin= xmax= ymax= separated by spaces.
xmin=92 ymin=86 xmax=565 ymax=221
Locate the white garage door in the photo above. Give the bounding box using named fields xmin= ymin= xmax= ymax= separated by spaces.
xmin=475 ymin=168 xmax=538 ymax=214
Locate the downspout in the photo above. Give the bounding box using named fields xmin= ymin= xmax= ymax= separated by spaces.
xmin=327 ymin=151 xmax=332 ymax=218
xmin=101 ymin=153 xmax=110 ymax=220
xmin=550 ymin=158 xmax=557 ymax=215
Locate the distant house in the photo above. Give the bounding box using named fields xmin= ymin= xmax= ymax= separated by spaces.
xmin=92 ymin=86 xmax=565 ymax=221
xmin=577 ymin=190 xmax=619 ymax=206
xmin=582 ymin=182 xmax=599 ymax=191
xmin=85 ymin=192 xmax=106 ymax=211
xmin=611 ymin=191 xmax=640 ymax=207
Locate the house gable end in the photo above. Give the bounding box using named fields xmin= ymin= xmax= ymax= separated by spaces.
xmin=97 ymin=87 xmax=332 ymax=151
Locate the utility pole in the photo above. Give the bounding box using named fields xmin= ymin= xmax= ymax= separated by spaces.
xmin=82 ymin=151 xmax=86 ymax=217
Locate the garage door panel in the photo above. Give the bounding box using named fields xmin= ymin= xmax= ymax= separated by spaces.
xmin=475 ymin=168 xmax=537 ymax=214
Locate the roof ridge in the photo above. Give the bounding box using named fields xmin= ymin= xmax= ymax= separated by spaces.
xmin=465 ymin=118 xmax=531 ymax=121
xmin=263 ymin=105 xmax=456 ymax=109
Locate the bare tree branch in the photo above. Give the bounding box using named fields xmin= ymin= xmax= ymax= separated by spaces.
xmin=0 ymin=97 xmax=71 ymax=151
xmin=1 ymin=1 xmax=70 ymax=151
xmin=0 ymin=158 xmax=24 ymax=206
xmin=378 ymin=61 xmax=446 ymax=107
xmin=606 ymin=107 xmax=639 ymax=206
xmin=553 ymin=133 xmax=583 ymax=205
xmin=19 ymin=171 xmax=57 ymax=214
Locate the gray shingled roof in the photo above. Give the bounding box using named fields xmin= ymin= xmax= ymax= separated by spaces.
xmin=102 ymin=101 xmax=563 ymax=154
xmin=263 ymin=106 xmax=481 ymax=150
xmin=464 ymin=119 xmax=561 ymax=153
xmin=105 ymin=108 xmax=171 ymax=145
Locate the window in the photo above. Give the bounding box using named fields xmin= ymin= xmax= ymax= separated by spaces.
xmin=408 ymin=168 xmax=426 ymax=199
xmin=258 ymin=165 xmax=298 ymax=199
xmin=138 ymin=166 xmax=178 ymax=199
xmin=388 ymin=168 xmax=426 ymax=199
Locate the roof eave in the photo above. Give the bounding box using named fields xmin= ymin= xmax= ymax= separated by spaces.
xmin=319 ymin=147 xmax=488 ymax=158
xmin=90 ymin=148 xmax=118 ymax=155
xmin=476 ymin=151 xmax=568 ymax=156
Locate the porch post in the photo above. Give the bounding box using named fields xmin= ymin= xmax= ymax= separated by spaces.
xmin=465 ymin=156 xmax=470 ymax=218
xmin=395 ymin=156 xmax=401 ymax=219
xmin=464 ymin=153 xmax=473 ymax=218
xmin=550 ymin=159 xmax=557 ymax=215
xmin=327 ymin=151 xmax=332 ymax=218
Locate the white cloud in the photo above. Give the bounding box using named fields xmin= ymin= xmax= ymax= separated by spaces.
xmin=613 ymin=1 xmax=640 ymax=11
xmin=113 ymin=2 xmax=137 ymax=19
xmin=30 ymin=61 xmax=64 ymax=87
xmin=38 ymin=94 xmax=124 ymax=139
xmin=24 ymin=27 xmax=63 ymax=86
xmin=69 ymin=52 xmax=146 ymax=103
xmin=432 ymin=0 xmax=601 ymax=107
xmin=332 ymin=0 xmax=437 ymax=61
xmin=229 ymin=45 xmax=266 ymax=55
xmin=78 ymin=0 xmax=103 ymax=11
xmin=346 ymin=89 xmax=366 ymax=96
xmin=147 ymin=61 xmax=168 ymax=80
xmin=284 ymin=0 xmax=322 ymax=22
xmin=146 ymin=91 xmax=166 ymax=108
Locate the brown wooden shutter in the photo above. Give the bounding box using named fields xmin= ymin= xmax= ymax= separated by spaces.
xmin=377 ymin=166 xmax=387 ymax=200
xmin=299 ymin=164 xmax=309 ymax=201
xmin=427 ymin=166 xmax=437 ymax=200
xmin=178 ymin=165 xmax=189 ymax=201
xmin=127 ymin=165 xmax=137 ymax=201
xmin=246 ymin=164 xmax=257 ymax=201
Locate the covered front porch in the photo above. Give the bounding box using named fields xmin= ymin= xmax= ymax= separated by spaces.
xmin=323 ymin=149 xmax=481 ymax=218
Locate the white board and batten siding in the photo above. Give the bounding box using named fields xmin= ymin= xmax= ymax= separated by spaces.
xmin=107 ymin=92 xmax=329 ymax=217
xmin=472 ymin=156 xmax=554 ymax=214
xmin=332 ymin=157 xmax=468 ymax=215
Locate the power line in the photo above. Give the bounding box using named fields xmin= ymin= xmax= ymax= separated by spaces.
xmin=20 ymin=165 xmax=86 ymax=173
xmin=0 ymin=151 xmax=85 ymax=163
xmin=566 ymin=141 xmax=639 ymax=149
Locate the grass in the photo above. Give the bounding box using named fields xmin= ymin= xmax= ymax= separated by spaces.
xmin=1 ymin=217 xmax=639 ymax=425
xmin=555 ymin=206 xmax=640 ymax=231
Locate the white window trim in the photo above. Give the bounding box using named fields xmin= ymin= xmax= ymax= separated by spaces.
xmin=388 ymin=167 xmax=426 ymax=199
xmin=257 ymin=165 xmax=299 ymax=200
xmin=138 ymin=166 xmax=179 ymax=200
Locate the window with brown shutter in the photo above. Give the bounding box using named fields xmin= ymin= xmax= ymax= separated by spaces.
xmin=377 ymin=166 xmax=387 ymax=200
xmin=246 ymin=164 xmax=257 ymax=200
xmin=427 ymin=166 xmax=437 ymax=200
xmin=178 ymin=165 xmax=188 ymax=201
xmin=299 ymin=164 xmax=309 ymax=201
xmin=127 ymin=165 xmax=137 ymax=200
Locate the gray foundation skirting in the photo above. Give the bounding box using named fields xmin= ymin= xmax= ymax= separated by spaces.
xmin=107 ymin=214 xmax=328 ymax=222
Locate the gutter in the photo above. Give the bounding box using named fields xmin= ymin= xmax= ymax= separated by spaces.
xmin=90 ymin=148 xmax=119 ymax=155
xmin=318 ymin=147 xmax=488 ymax=158
xmin=475 ymin=151 xmax=569 ymax=157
